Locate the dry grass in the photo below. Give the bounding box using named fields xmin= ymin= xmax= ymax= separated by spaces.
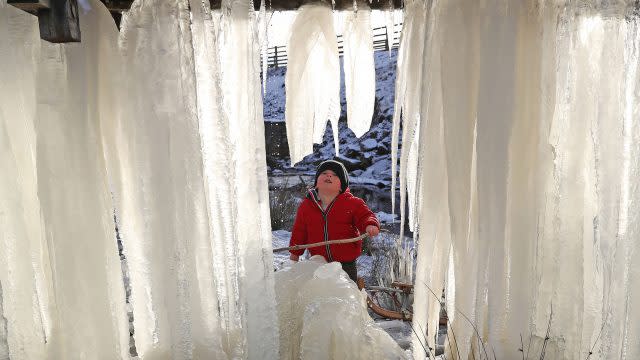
xmin=269 ymin=182 xmax=304 ymax=230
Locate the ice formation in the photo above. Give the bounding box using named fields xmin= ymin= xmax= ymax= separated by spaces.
xmin=0 ymin=1 xmax=129 ymax=358
xmin=2 ymin=1 xmax=400 ymax=358
xmin=285 ymin=3 xmax=341 ymax=165
xmin=275 ymin=256 xmax=409 ymax=360
xmin=111 ymin=0 xmax=278 ymax=358
xmin=342 ymin=4 xmax=375 ymax=137
xmin=393 ymin=1 xmax=640 ymax=359
xmin=390 ymin=0 xmax=425 ymax=234
xmin=1 ymin=0 xmax=279 ymax=358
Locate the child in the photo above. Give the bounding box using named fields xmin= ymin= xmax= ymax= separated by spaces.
xmin=289 ymin=159 xmax=380 ymax=282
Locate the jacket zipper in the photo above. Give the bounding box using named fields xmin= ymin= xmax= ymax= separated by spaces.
xmin=310 ymin=190 xmax=338 ymax=262
xmin=322 ymin=200 xmax=337 ymax=261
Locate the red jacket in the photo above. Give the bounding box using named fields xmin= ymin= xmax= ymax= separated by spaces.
xmin=289 ymin=188 xmax=379 ymax=262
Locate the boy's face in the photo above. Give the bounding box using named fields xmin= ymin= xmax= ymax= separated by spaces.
xmin=317 ymin=169 xmax=341 ymax=193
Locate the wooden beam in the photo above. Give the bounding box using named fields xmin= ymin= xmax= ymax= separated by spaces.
xmin=7 ymin=0 xmax=50 ymax=13
xmin=37 ymin=0 xmax=81 ymax=43
xmin=100 ymin=0 xmax=402 ymax=14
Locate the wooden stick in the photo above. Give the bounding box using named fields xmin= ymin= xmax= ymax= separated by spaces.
xmin=272 ymin=233 xmax=368 ymax=252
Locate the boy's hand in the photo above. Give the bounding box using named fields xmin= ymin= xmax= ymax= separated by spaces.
xmin=365 ymin=225 xmax=379 ymax=238
xmin=290 ymin=254 xmax=299 ymax=262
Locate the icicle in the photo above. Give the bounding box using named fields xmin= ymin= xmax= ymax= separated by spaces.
xmin=405 ymin=1 xmax=640 ymax=359
xmin=343 ymin=3 xmax=375 ymax=137
xmin=391 ymin=0 xmax=426 ymax=231
xmin=385 ymin=3 xmax=394 ymax=55
xmin=0 ymin=4 xmax=50 ymax=359
xmin=259 ymin=0 xmax=269 ymax=95
xmin=218 ymin=0 xmax=280 ymax=357
xmin=1 ymin=0 xmax=130 ymax=358
xmin=0 ymin=283 xmax=7 ymax=359
xmin=285 ymin=3 xmax=340 ymax=164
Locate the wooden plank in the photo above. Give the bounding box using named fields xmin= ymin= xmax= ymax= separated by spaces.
xmin=38 ymin=0 xmax=81 ymax=43
xmin=100 ymin=0 xmax=402 ymax=13
xmin=7 ymin=0 xmax=50 ymax=13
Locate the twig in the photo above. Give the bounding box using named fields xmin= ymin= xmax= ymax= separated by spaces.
xmin=297 ymin=174 xmax=308 ymax=188
xmin=446 ymin=314 xmax=462 ymax=360
xmin=585 ymin=313 xmax=608 ymax=359
xmin=539 ymin=303 xmax=553 ymax=360
xmin=272 ymin=234 xmax=368 ymax=252
xmin=520 ymin=334 xmax=525 ymax=360
xmin=417 ymin=322 xmax=435 ymax=358
xmin=409 ymin=321 xmax=435 ymax=359
xmin=457 ymin=309 xmax=490 ymax=360
xmin=420 ymin=282 xmax=461 ymax=359
xmin=526 ymin=332 xmax=533 ymax=360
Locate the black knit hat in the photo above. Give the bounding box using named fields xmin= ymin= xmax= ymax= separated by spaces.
xmin=314 ymin=160 xmax=349 ymax=193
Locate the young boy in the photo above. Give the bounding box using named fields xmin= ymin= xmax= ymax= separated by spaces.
xmin=289 ymin=159 xmax=380 ymax=282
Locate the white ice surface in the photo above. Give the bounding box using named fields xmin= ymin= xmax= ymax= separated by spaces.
xmin=285 ymin=3 xmax=341 ymax=164
xmin=390 ymin=0 xmax=425 ymax=234
xmin=395 ymin=1 xmax=640 ymax=359
xmin=1 ymin=1 xmax=130 ymax=358
xmin=275 ymin=256 xmax=409 ymax=360
xmin=342 ymin=5 xmax=375 ymax=137
xmin=218 ymin=0 xmax=280 ymax=357
xmin=109 ymin=0 xmax=279 ymax=358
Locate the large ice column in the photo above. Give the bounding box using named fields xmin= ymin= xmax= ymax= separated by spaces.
xmin=186 ymin=2 xmax=242 ymax=359
xmin=1 ymin=1 xmax=130 ymax=359
xmin=275 ymin=257 xmax=409 ymax=360
xmin=390 ymin=0 xmax=426 ymax=230
xmin=111 ymin=0 xmax=279 ymax=358
xmin=218 ymin=0 xmax=280 ymax=357
xmin=596 ymin=14 xmax=640 ymax=359
xmin=34 ymin=2 xmax=130 ymax=358
xmin=531 ymin=7 xmax=640 ymax=359
xmin=114 ymin=1 xmax=228 ymax=358
xmin=399 ymin=1 xmax=640 ymax=359
xmin=0 ymin=5 xmax=49 ymax=359
xmin=429 ymin=1 xmax=484 ymax=357
xmin=285 ymin=3 xmax=340 ymax=165
xmin=342 ymin=4 xmax=375 ymax=137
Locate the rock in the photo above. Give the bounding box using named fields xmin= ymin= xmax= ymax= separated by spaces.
xmin=362 ymin=138 xmax=378 ymax=151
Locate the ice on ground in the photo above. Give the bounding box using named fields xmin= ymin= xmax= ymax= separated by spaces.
xmin=285 ymin=3 xmax=341 ymax=165
xmin=275 ymin=257 xmax=409 ymax=360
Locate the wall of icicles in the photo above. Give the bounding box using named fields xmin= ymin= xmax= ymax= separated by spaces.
xmin=0 ymin=0 xmax=278 ymax=358
xmin=394 ymin=1 xmax=640 ymax=359
xmin=2 ymin=0 xmax=640 ymax=359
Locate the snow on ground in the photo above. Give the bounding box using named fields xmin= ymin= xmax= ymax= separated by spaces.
xmin=376 ymin=211 xmax=398 ymax=224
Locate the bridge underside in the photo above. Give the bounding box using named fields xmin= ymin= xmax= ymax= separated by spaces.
xmin=8 ymin=0 xmax=402 ymax=42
